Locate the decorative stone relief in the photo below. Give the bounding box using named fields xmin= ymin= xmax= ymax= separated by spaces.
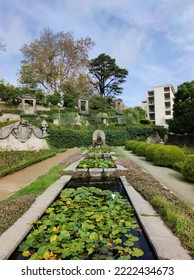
xmin=0 ymin=120 xmax=49 ymax=151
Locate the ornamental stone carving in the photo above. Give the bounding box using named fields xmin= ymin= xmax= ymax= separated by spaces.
xmin=0 ymin=120 xmax=48 ymax=151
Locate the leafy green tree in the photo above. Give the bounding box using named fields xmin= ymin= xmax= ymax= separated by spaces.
xmin=89 ymin=94 xmax=111 ymax=110
xmin=46 ymin=92 xmax=61 ymax=106
xmin=123 ymin=106 xmax=146 ymax=124
xmin=0 ymin=84 xmax=22 ymax=105
xmin=89 ymin=53 xmax=128 ymax=98
xmin=19 ymin=28 xmax=95 ymax=94
xmin=62 ymin=93 xmax=76 ymax=108
xmin=169 ymin=81 xmax=194 ymax=134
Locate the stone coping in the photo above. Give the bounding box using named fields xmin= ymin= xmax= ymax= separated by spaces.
xmin=63 ymin=157 xmax=128 ymax=177
xmin=120 ymin=176 xmax=191 ymax=260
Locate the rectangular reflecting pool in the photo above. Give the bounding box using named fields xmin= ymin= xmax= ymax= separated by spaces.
xmin=9 ymin=177 xmax=158 ymax=260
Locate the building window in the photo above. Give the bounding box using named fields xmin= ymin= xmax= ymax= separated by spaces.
xmin=164 ymin=86 xmax=170 ymax=92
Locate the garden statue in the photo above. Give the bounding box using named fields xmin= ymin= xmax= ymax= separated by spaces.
xmin=41 ymin=120 xmax=48 ymax=135
xmin=74 ymin=113 xmax=81 ymax=125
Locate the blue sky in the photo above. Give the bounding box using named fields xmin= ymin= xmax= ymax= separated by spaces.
xmin=0 ymin=0 xmax=194 ymax=107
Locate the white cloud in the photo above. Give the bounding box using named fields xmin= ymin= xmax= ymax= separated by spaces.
xmin=0 ymin=0 xmax=194 ymax=106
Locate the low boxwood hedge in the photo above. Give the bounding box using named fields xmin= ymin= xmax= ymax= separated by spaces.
xmin=135 ymin=143 xmax=152 ymax=157
xmin=131 ymin=141 xmax=145 ymax=154
xmin=145 ymin=144 xmax=162 ymax=162
xmin=153 ymin=145 xmax=186 ymax=168
xmin=125 ymin=140 xmax=137 ymax=151
xmin=181 ymin=154 xmax=194 ymax=182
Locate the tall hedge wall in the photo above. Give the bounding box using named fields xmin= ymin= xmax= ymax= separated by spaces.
xmin=47 ymin=126 xmax=166 ymax=148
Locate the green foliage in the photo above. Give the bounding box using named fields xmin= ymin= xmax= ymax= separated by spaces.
xmin=105 ymin=130 xmax=128 ymax=146
xmin=140 ymin=119 xmax=151 ymax=125
xmin=145 ymin=144 xmax=162 ymax=162
xmin=89 ymin=53 xmax=128 ymax=98
xmin=0 ymin=150 xmax=57 ymax=178
xmin=131 ymin=142 xmax=145 ymax=153
xmin=88 ymin=147 xmax=112 ymax=153
xmin=46 ymin=92 xmax=61 ymax=106
xmin=126 ymin=126 xmax=166 ymax=141
xmin=0 ymin=83 xmax=22 ymax=105
xmin=169 ymin=81 xmax=194 ymax=134
xmin=47 ymin=128 xmax=93 ymax=148
xmin=19 ymin=186 xmax=143 ymax=260
xmin=125 ymin=140 xmax=137 ymax=151
xmin=135 ymin=143 xmax=152 ymax=157
xmin=153 ymin=145 xmax=186 ymax=168
xmin=19 ymin=28 xmax=94 ymax=93
xmin=62 ymin=93 xmax=77 ymax=108
xmin=78 ymin=158 xmax=115 ymax=168
xmin=89 ymin=94 xmax=111 ymax=110
xmin=182 ymin=154 xmax=194 ymax=182
xmin=48 ymin=126 xmax=166 ymax=148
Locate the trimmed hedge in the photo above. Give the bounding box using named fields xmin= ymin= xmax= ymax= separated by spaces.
xmin=182 ymin=154 xmax=194 ymax=182
xmin=126 ymin=126 xmax=166 ymax=140
xmin=125 ymin=140 xmax=137 ymax=151
xmin=48 ymin=128 xmax=93 ymax=148
xmin=153 ymin=145 xmax=186 ymax=168
xmin=145 ymin=144 xmax=162 ymax=162
xmin=47 ymin=126 xmax=166 ymax=148
xmin=135 ymin=143 xmax=152 ymax=157
xmin=131 ymin=141 xmax=144 ymax=153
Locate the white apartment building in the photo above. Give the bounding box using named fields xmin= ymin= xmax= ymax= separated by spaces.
xmin=142 ymin=84 xmax=175 ymax=127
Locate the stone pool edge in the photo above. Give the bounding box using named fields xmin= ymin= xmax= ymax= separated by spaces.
xmin=120 ymin=176 xmax=191 ymax=260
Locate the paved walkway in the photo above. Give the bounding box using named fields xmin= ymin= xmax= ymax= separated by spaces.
xmin=119 ymin=147 xmax=194 ymax=208
xmin=0 ymin=147 xmax=79 ymax=201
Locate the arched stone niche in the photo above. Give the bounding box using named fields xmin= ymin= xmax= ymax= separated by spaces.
xmin=92 ymin=130 xmax=106 ymax=147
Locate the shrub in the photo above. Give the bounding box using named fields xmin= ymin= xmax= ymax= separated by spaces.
xmin=135 ymin=143 xmax=152 ymax=157
xmin=181 ymin=154 xmax=194 ymax=182
xmin=125 ymin=140 xmax=137 ymax=151
xmin=153 ymin=145 xmax=186 ymax=168
xmin=145 ymin=144 xmax=162 ymax=162
xmin=131 ymin=141 xmax=145 ymax=154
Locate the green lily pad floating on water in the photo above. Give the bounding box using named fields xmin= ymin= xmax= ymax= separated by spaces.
xmin=19 ymin=186 xmax=144 ymax=260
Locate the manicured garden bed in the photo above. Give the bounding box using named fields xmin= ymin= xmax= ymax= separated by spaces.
xmin=0 ymin=149 xmax=60 ymax=178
